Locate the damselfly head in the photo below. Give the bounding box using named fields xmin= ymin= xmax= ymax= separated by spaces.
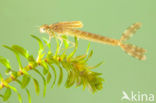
xmin=40 ymin=24 xmax=49 ymax=33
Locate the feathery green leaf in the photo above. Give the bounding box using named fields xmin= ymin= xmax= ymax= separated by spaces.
xmin=54 ymin=36 xmax=60 ymax=56
xmin=3 ymin=45 xmax=23 ymax=69
xmin=12 ymin=45 xmax=29 ymax=58
xmin=85 ymin=50 xmax=93 ymax=62
xmin=48 ymin=64 xmax=57 ymax=88
xmin=8 ymin=85 xmax=22 ymax=103
xmin=65 ymin=71 xmax=75 ymax=88
xmin=86 ymin=43 xmax=90 ymax=55
xmin=33 ymin=79 xmax=40 ymax=95
xmin=0 ymin=73 xmax=2 ymax=80
xmin=42 ymin=38 xmax=51 ymax=49
xmin=26 ymin=89 xmax=31 ymax=103
xmin=88 ymin=62 xmax=104 ymax=69
xmin=41 ymin=61 xmax=49 ymax=75
xmin=68 ymin=36 xmax=78 ymax=58
xmin=33 ymin=69 xmax=47 ymax=96
xmin=3 ymin=88 xmax=11 ymax=101
xmin=62 ymin=35 xmax=69 ymax=48
xmin=0 ymin=56 xmax=11 ymax=69
xmin=31 ymin=35 xmax=44 ymax=50
xmin=21 ymin=75 xmax=31 ymax=89
xmin=46 ymin=72 xmax=51 ymax=84
xmin=57 ymin=66 xmax=63 ymax=86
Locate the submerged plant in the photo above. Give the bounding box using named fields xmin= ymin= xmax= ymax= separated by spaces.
xmin=0 ymin=35 xmax=104 ymax=103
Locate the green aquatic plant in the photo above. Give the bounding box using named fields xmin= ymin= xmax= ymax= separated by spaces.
xmin=0 ymin=35 xmax=104 ymax=103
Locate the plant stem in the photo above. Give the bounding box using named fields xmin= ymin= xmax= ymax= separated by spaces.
xmin=0 ymin=58 xmax=47 ymax=90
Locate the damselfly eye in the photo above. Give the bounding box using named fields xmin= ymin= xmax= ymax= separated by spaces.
xmin=40 ymin=27 xmax=46 ymax=33
xmin=40 ymin=24 xmax=49 ymax=33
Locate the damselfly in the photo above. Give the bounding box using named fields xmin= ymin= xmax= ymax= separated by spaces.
xmin=40 ymin=21 xmax=146 ymax=60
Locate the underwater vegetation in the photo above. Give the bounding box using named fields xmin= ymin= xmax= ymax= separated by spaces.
xmin=0 ymin=35 xmax=104 ymax=103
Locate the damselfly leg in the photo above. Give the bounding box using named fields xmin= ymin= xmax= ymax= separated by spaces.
xmin=56 ymin=36 xmax=76 ymax=53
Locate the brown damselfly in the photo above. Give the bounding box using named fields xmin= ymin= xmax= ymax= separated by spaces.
xmin=40 ymin=21 xmax=146 ymax=60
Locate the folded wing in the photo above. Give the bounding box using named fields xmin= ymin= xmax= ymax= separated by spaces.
xmin=55 ymin=21 xmax=83 ymax=29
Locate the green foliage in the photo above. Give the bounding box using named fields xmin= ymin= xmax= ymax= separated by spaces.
xmin=0 ymin=56 xmax=11 ymax=69
xmin=26 ymin=88 xmax=31 ymax=103
xmin=8 ymin=85 xmax=22 ymax=103
xmin=21 ymin=75 xmax=31 ymax=89
xmin=0 ymin=35 xmax=104 ymax=103
xmin=33 ymin=78 xmax=40 ymax=95
xmin=3 ymin=88 xmax=11 ymax=101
